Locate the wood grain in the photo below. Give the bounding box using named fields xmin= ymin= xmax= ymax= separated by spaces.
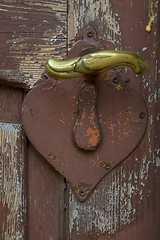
xmin=68 ymin=0 xmax=121 ymax=49
xmin=27 ymin=143 xmax=65 ymax=240
xmin=0 ymin=0 xmax=67 ymax=89
xmin=0 ymin=1 xmax=159 ymax=239
xmin=0 ymin=86 xmax=22 ymax=124
xmin=0 ymin=122 xmax=27 ymax=240
xmin=0 ymin=84 xmax=66 ymax=239
xmin=0 ymin=86 xmax=27 ymax=240
xmin=67 ymin=0 xmax=160 ymax=239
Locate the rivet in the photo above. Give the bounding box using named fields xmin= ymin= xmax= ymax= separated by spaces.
xmin=125 ymin=78 xmax=130 ymax=84
xmin=79 ymin=189 xmax=86 ymax=197
xmin=139 ymin=112 xmax=145 ymax=119
xmin=105 ymin=162 xmax=111 ymax=170
xmin=87 ymin=31 xmax=94 ymax=38
xmin=112 ymin=77 xmax=118 ymax=84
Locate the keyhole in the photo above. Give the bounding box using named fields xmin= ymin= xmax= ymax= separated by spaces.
xmin=73 ymin=83 xmax=101 ymax=151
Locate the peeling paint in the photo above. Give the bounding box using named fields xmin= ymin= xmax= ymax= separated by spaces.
xmin=148 ymin=89 xmax=160 ymax=103
xmin=0 ymin=0 xmax=66 ymax=13
xmin=68 ymin=0 xmax=121 ymax=49
xmin=155 ymin=157 xmax=160 ymax=167
xmin=0 ymin=123 xmax=26 ymax=239
xmin=0 ymin=1 xmax=67 ymax=89
xmin=142 ymin=46 xmax=148 ymax=51
xmin=68 ymin=146 xmax=159 ymax=236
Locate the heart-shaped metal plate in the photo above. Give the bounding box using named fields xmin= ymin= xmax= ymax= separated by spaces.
xmin=22 ymin=74 xmax=147 ymax=201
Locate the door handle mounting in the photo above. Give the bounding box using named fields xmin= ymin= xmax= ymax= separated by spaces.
xmin=22 ymin=26 xmax=148 ymax=201
xmin=45 ymin=50 xmax=148 ymax=151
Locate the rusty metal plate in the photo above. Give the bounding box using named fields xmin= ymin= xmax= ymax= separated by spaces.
xmin=73 ymin=83 xmax=102 ymax=151
xmin=22 ymin=73 xmax=147 ymax=201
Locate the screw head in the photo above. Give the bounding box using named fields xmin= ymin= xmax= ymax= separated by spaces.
xmin=112 ymin=77 xmax=118 ymax=84
xmin=105 ymin=162 xmax=111 ymax=170
xmin=139 ymin=112 xmax=145 ymax=119
xmin=79 ymin=189 xmax=86 ymax=197
xmin=87 ymin=31 xmax=94 ymax=38
xmin=124 ymin=77 xmax=130 ymax=84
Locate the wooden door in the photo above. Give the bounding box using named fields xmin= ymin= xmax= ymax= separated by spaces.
xmin=0 ymin=0 xmax=159 ymax=239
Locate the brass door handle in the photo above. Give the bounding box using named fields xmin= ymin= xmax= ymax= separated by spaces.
xmin=46 ymin=50 xmax=148 ymax=79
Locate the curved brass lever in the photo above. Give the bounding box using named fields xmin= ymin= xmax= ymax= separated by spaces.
xmin=46 ymin=50 xmax=148 ymax=79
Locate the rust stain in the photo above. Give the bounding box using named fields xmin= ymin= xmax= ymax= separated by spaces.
xmin=74 ymin=182 xmax=92 ymax=195
xmin=90 ymin=159 xmax=97 ymax=167
xmin=73 ymin=83 xmax=101 ymax=150
xmin=87 ymin=126 xmax=99 ymax=146
xmin=79 ymin=121 xmax=83 ymax=126
xmin=124 ymin=106 xmax=133 ymax=123
xmin=116 ymin=84 xmax=123 ymax=91
xmin=99 ymin=114 xmax=103 ymax=124
xmin=108 ymin=122 xmax=114 ymax=133
xmin=99 ymin=161 xmax=106 ymax=168
xmin=88 ymin=110 xmax=94 ymax=121
xmin=81 ymin=112 xmax=85 ymax=119
xmin=48 ymin=153 xmax=58 ymax=163
xmin=87 ymin=108 xmax=100 ymax=147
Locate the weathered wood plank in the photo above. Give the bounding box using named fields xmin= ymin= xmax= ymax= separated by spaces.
xmin=67 ymin=0 xmax=160 ymax=239
xmin=0 ymin=35 xmax=66 ymax=89
xmin=0 ymin=86 xmax=22 ymax=123
xmin=0 ymin=0 xmax=67 ymax=89
xmin=27 ymin=143 xmax=65 ymax=240
xmin=0 ymin=0 xmax=66 ymax=11
xmin=0 ymin=122 xmax=27 ymax=240
xmin=68 ymin=0 xmax=121 ymax=49
xmin=67 ymin=147 xmax=160 ymax=239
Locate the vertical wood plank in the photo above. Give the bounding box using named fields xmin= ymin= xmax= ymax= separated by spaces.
xmin=0 ymin=122 xmax=27 ymax=240
xmin=67 ymin=0 xmax=160 ymax=239
xmin=28 ymin=143 xmax=65 ymax=240
xmin=0 ymin=83 xmax=66 ymax=239
xmin=68 ymin=0 xmax=121 ymax=49
xmin=0 ymin=86 xmax=27 ymax=239
xmin=0 ymin=86 xmax=22 ymax=124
